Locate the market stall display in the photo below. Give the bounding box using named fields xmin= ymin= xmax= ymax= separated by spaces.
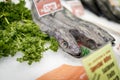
xmin=0 ymin=0 xmax=120 ymax=80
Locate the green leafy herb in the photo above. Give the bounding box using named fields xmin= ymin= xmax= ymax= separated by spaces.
xmin=0 ymin=1 xmax=59 ymax=65
xmin=81 ymin=47 xmax=90 ymax=56
xmin=0 ymin=0 xmax=32 ymax=29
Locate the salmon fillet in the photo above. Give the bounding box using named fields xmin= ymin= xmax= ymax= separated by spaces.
xmin=36 ymin=64 xmax=88 ymax=80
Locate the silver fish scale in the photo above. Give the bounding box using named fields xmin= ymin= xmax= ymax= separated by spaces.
xmin=31 ymin=1 xmax=115 ymax=57
xmin=40 ymin=15 xmax=73 ymax=30
xmin=79 ymin=21 xmax=115 ymax=42
xmin=54 ymin=12 xmax=79 ymax=27
xmin=63 ymin=10 xmax=115 ymax=42
xmin=78 ymin=22 xmax=105 ymax=43
xmin=54 ymin=11 xmax=106 ymax=45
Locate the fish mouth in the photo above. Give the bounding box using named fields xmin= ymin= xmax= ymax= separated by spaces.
xmin=68 ymin=52 xmax=82 ymax=58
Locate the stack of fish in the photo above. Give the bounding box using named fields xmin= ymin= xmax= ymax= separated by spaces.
xmin=81 ymin=0 xmax=120 ymax=23
xmin=31 ymin=2 xmax=115 ymax=58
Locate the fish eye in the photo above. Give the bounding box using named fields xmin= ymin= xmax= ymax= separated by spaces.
xmin=62 ymin=40 xmax=68 ymax=48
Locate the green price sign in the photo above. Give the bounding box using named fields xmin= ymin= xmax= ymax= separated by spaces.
xmin=82 ymin=43 xmax=120 ymax=80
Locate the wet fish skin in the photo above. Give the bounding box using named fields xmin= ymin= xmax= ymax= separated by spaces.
xmin=81 ymin=0 xmax=120 ymax=23
xmin=53 ymin=10 xmax=115 ymax=49
xmin=81 ymin=0 xmax=101 ymax=15
xmin=31 ymin=1 xmax=115 ymax=57
xmin=31 ymin=3 xmax=82 ymax=57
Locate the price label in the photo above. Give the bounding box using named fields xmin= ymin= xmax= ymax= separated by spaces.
xmin=82 ymin=43 xmax=120 ymax=80
xmin=33 ymin=0 xmax=62 ymax=17
xmin=43 ymin=2 xmax=57 ymax=13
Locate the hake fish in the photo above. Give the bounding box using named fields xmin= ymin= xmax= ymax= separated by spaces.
xmin=31 ymin=2 xmax=115 ymax=57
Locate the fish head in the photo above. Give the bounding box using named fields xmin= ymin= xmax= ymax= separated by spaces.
xmin=55 ymin=29 xmax=82 ymax=57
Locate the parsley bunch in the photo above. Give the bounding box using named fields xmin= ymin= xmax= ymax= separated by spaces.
xmin=0 ymin=0 xmax=59 ymax=65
